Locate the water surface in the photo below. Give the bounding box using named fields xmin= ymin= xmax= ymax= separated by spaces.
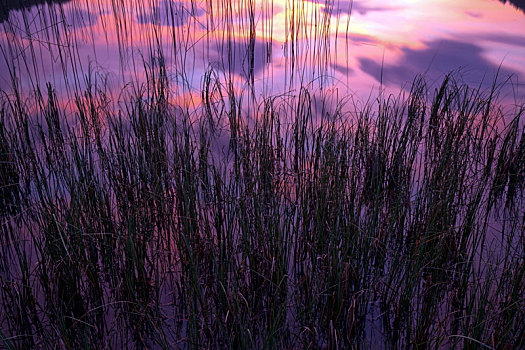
xmin=1 ymin=0 xmax=524 ymax=109
xmin=1 ymin=1 xmax=524 ymax=348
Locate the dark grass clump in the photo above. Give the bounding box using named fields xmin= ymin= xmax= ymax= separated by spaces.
xmin=0 ymin=110 xmax=20 ymax=217
xmin=0 ymin=69 xmax=524 ymax=349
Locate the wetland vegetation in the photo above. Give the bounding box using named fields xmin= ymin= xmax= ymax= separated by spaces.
xmin=0 ymin=0 xmax=524 ymax=348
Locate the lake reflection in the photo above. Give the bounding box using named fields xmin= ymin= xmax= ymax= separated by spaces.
xmin=1 ymin=2 xmax=524 ymax=348
xmin=1 ymin=0 xmax=524 ymax=105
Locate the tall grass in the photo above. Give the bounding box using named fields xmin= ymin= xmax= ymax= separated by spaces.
xmin=0 ymin=65 xmax=524 ymax=348
xmin=0 ymin=0 xmax=524 ymax=349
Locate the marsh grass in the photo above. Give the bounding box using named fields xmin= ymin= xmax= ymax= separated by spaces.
xmin=0 ymin=66 xmax=523 ymax=348
xmin=0 ymin=0 xmax=524 ymax=349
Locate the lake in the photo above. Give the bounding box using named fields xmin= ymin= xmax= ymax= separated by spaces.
xmin=0 ymin=1 xmax=524 ymax=349
xmin=1 ymin=0 xmax=525 ymax=107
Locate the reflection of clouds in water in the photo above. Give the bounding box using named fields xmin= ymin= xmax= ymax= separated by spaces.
xmin=347 ymin=33 xmax=380 ymax=45
xmin=209 ymin=39 xmax=272 ymax=80
xmin=136 ymin=0 xmax=205 ymax=27
xmin=464 ymin=10 xmax=483 ymax=18
xmin=331 ymin=62 xmax=354 ymax=76
xmin=358 ymin=39 xmax=524 ymax=88
xmin=64 ymin=8 xmax=99 ymax=28
xmin=308 ymin=0 xmax=399 ymax=16
xmin=477 ymin=33 xmax=525 ymax=47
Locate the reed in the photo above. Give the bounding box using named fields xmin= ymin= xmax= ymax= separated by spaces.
xmin=0 ymin=0 xmax=524 ymax=348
